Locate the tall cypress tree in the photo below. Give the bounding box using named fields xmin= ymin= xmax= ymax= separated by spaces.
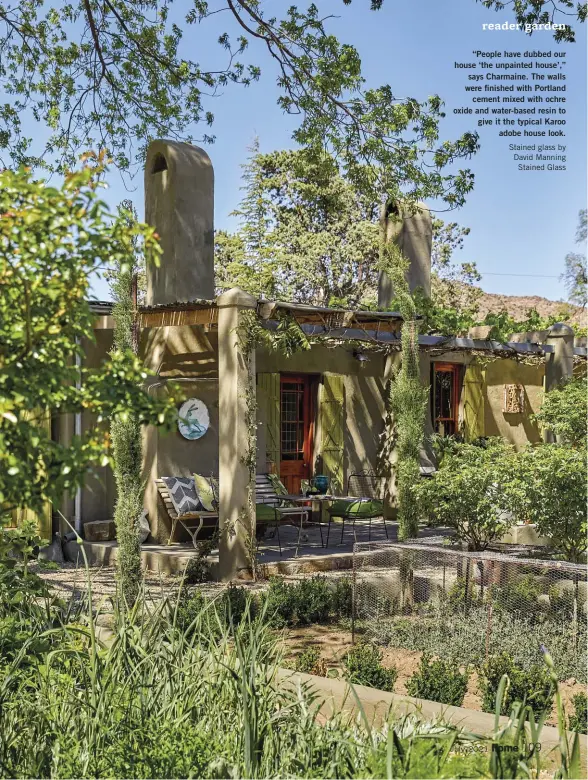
xmin=110 ymin=201 xmax=143 ymax=605
xmin=379 ymin=206 xmax=428 ymax=540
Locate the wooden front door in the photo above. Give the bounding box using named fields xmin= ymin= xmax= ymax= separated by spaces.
xmin=279 ymin=375 xmax=312 ymax=494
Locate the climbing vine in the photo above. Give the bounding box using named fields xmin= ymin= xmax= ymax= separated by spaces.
xmin=378 ymin=231 xmax=429 ymax=540
xmin=232 ymin=308 xmax=264 ymax=579
xmin=238 ymin=309 xmax=311 ymax=358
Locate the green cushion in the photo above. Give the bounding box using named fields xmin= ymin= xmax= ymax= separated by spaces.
xmin=193 ymin=473 xmax=216 ymax=511
xmin=256 ymin=503 xmax=277 ymax=523
xmin=328 ymin=499 xmax=383 ymax=518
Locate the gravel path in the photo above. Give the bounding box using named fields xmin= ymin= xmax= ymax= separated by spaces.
xmin=32 ymin=561 xmax=279 ymax=611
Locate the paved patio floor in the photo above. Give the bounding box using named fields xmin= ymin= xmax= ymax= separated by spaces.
xmin=253 ymin=518 xmax=452 ymax=566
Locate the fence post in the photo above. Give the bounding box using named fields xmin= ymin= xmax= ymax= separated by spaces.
xmin=464 ymin=558 xmax=471 ymax=617
xmin=351 ymin=550 xmax=357 ymax=645
xmin=485 ymin=600 xmax=493 ymax=661
xmin=478 ymin=561 xmax=485 ymax=600
xmin=573 ymin=573 xmax=579 ymax=650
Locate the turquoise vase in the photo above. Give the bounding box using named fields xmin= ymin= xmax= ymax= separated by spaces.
xmin=313 ymin=475 xmax=329 ymax=494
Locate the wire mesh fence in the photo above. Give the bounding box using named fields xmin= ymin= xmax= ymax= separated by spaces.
xmin=352 ymin=542 xmax=588 ymax=682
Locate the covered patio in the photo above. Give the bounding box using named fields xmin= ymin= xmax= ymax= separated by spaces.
xmin=139 ymin=290 xmax=410 ymax=580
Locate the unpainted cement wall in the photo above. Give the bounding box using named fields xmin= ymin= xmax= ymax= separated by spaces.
xmin=483 ymin=359 xmax=544 ymax=449
xmin=56 ymin=329 xmax=117 ymax=533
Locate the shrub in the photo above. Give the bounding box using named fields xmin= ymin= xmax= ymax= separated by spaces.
xmin=262 ymin=578 xmax=298 ymax=627
xmin=220 ymin=583 xmax=254 ymax=626
xmin=295 ymin=577 xmax=332 ymax=624
xmin=412 ymin=439 xmax=517 ymax=551
xmin=491 ymin=574 xmax=544 ymax=617
xmin=174 ymin=589 xmax=208 ymax=635
xmin=533 ymin=375 xmax=587 ymax=447
xmin=262 ymin=576 xmax=337 ymax=627
xmin=294 ymin=646 xmax=324 ymax=675
xmin=331 ymin=577 xmax=353 ymax=618
xmin=183 ymin=532 xmax=218 ymax=584
xmin=569 ymin=692 xmax=587 ymax=733
xmin=478 ymin=653 xmax=554 ymax=715
xmin=446 ymin=576 xmax=481 ymax=613
xmin=406 ymin=654 xmax=469 ymax=707
xmin=507 ymin=444 xmax=587 ymax=562
xmin=344 ymin=642 xmax=397 ymax=692
xmin=183 ymin=553 xmax=211 ymax=585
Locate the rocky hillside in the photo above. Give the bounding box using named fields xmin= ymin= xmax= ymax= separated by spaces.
xmin=475 ymin=289 xmax=586 ymax=327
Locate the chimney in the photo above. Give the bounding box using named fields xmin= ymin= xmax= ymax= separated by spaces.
xmin=378 ymin=200 xmax=432 ymax=308
xmin=145 ymin=140 xmax=215 ymax=304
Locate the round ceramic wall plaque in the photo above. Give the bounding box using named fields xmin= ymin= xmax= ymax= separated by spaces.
xmin=177 ymin=398 xmax=210 ymax=440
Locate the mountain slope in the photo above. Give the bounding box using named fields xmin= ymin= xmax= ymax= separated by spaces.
xmin=475 ymin=289 xmax=585 ymax=328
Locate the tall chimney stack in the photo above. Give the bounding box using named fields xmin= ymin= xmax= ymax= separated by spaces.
xmin=378 ymin=201 xmax=432 ymax=308
xmin=145 ymin=140 xmax=215 ymax=304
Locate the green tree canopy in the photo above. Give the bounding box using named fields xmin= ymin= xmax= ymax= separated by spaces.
xmin=216 ymin=144 xmax=488 ymax=310
xmin=413 ymin=439 xmax=518 ymax=551
xmin=0 ymin=1 xmax=481 ymax=211
xmin=215 ymin=145 xmax=380 ymax=306
xmin=509 ymin=443 xmax=586 ymax=562
xmin=0 ymin=161 xmax=175 ymax=519
xmin=533 ymin=374 xmax=588 ymax=447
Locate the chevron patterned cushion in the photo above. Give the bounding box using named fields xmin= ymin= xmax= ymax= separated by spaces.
xmin=162 ymin=477 xmax=202 ymax=516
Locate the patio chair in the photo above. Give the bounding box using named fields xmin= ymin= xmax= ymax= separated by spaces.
xmin=155 ymin=478 xmax=219 ymax=547
xmin=325 ymin=472 xmax=388 ymax=546
xmin=255 ymin=474 xmax=314 ymax=557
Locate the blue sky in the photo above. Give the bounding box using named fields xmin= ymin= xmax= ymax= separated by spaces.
xmin=87 ymin=0 xmax=586 ymax=303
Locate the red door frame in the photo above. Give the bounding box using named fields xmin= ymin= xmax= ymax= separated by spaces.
xmin=279 ymin=374 xmax=314 ymax=493
xmin=433 ymin=362 xmax=460 ymax=435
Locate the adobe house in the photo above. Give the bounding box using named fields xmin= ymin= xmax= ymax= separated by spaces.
xmin=54 ymin=141 xmax=585 ymax=579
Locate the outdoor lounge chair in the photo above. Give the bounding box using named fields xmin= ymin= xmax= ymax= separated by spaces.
xmin=255 ymin=474 xmax=313 ymax=557
xmin=325 ymin=472 xmax=388 ymax=546
xmin=155 ymin=478 xmax=219 ymax=547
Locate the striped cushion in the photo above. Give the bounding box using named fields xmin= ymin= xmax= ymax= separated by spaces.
xmin=267 ymin=473 xmax=287 ymax=495
xmin=161 ymin=477 xmax=202 ymax=516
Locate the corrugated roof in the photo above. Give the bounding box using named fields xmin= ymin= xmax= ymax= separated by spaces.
xmin=89 ymin=300 xmax=113 ymax=314
xmin=99 ymin=296 xmax=588 ymax=359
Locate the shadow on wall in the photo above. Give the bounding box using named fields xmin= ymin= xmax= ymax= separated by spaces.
xmin=141 ymin=325 xmax=218 ymax=377
xmin=346 ymin=373 xmax=388 ymax=479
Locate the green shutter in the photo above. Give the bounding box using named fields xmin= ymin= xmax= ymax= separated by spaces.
xmin=258 ymin=373 xmax=280 ymax=471
xmin=320 ymin=374 xmax=345 ymax=494
xmin=462 ymin=364 xmax=485 ymax=441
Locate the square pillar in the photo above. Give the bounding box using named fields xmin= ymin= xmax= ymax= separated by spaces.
xmin=217 ymin=288 xmax=258 ymax=580
xmin=544 ymin=323 xmax=574 ymax=443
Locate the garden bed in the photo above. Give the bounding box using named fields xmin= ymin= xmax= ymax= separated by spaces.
xmin=280 ymin=623 xmax=586 ymax=729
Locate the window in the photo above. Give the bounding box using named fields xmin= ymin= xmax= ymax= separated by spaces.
xmin=280 ymin=377 xmax=307 ymax=461
xmin=433 ymin=363 xmax=460 ymax=436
